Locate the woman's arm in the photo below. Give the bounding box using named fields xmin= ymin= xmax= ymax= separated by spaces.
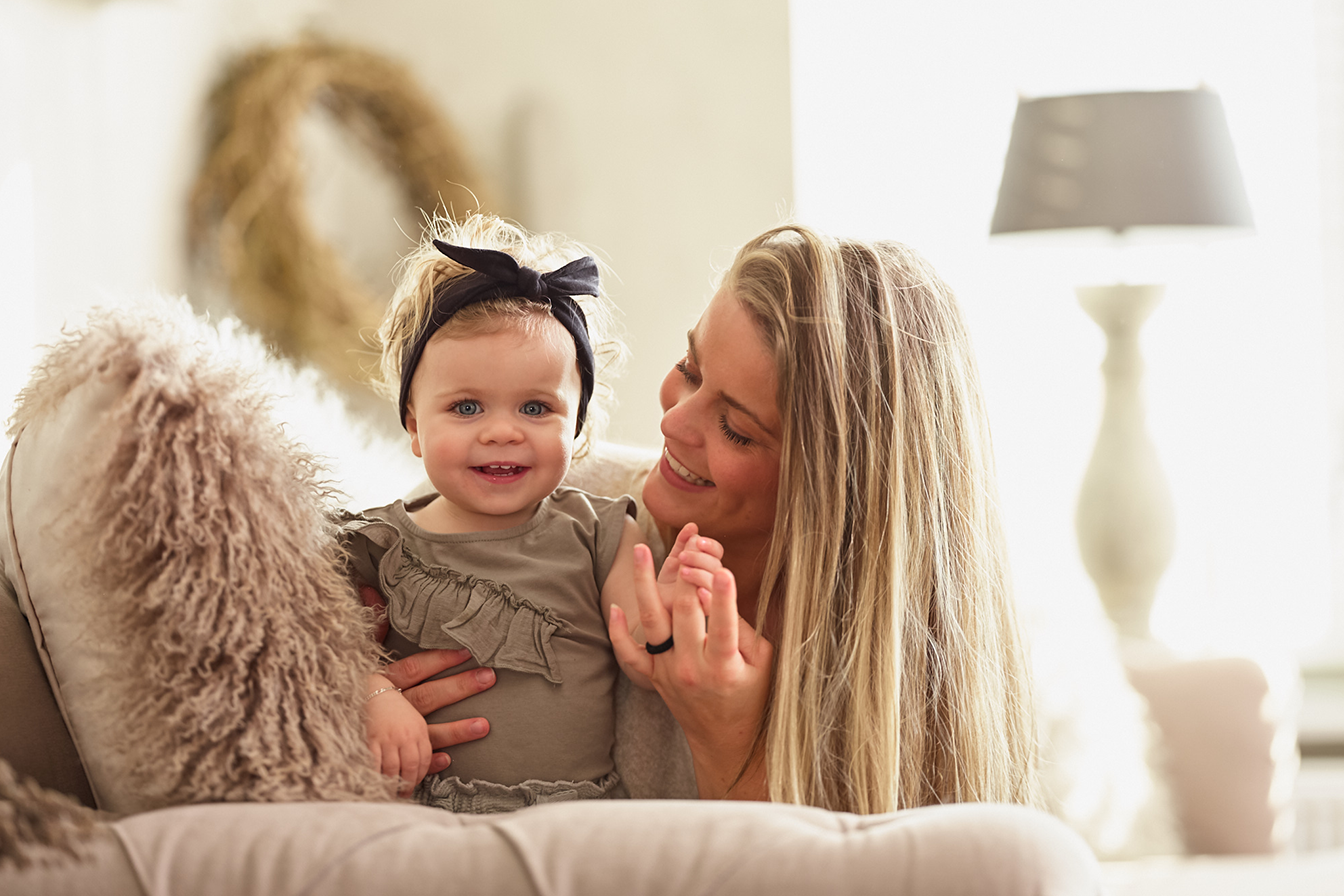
xmin=608 ymin=544 xmax=774 ymax=801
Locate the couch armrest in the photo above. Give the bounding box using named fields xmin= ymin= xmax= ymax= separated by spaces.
xmin=1 ymin=799 xmax=1102 ymax=896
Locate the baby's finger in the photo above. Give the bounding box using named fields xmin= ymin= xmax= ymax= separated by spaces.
xmin=379 ymin=742 xmax=400 ymax=781
xmin=677 ymin=550 xmax=720 ymax=577
xmin=691 ymin=534 xmax=724 ymax=561
xmin=369 ymin=741 xmax=383 ymax=775
xmin=658 ymin=523 xmax=697 ymax=585
xmin=398 ymin=744 xmax=419 ymax=795
xmin=416 ymin=737 xmax=431 ymax=787
xmin=678 ymin=564 xmax=716 ymax=593
xmin=667 ymin=522 xmax=699 ymax=560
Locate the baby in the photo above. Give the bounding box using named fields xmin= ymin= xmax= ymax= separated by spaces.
xmin=342 ymin=214 xmax=710 ymax=812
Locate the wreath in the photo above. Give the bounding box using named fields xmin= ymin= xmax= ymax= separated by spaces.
xmin=188 ymin=41 xmax=490 ymax=387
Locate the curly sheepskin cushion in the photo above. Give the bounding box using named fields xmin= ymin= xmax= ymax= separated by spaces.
xmin=3 ymin=299 xmax=392 ymax=813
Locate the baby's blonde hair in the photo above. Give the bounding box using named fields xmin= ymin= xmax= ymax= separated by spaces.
xmin=374 ymin=213 xmax=625 ymax=459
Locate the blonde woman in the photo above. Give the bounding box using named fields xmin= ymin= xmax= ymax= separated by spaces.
xmin=384 ymin=224 xmax=1038 ymax=814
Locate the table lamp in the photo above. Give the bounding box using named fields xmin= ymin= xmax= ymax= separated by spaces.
xmin=990 ymin=88 xmax=1254 ymax=639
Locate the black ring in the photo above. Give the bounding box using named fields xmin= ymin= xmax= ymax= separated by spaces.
xmin=645 ymin=635 xmax=675 ymax=655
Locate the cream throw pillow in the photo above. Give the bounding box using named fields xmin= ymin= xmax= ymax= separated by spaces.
xmin=4 ymin=298 xmax=391 ymax=813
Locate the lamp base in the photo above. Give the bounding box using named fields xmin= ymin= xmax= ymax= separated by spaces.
xmin=1074 ymin=284 xmax=1175 ymax=640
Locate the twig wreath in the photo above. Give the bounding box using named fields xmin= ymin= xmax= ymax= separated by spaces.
xmin=188 ymin=41 xmax=490 ymax=387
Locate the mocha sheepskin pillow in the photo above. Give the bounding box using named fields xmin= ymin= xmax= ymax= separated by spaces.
xmin=3 ymin=298 xmax=392 ymax=813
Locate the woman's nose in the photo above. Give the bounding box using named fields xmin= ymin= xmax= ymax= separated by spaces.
xmin=658 ymin=372 xmax=700 ymax=446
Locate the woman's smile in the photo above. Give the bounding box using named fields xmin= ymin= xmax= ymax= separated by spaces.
xmin=661 ymin=447 xmax=715 ymax=488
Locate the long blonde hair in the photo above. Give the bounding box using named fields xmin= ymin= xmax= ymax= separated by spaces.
xmin=728 ymin=225 xmax=1037 ymax=814
xmin=373 ymin=213 xmax=625 ymax=459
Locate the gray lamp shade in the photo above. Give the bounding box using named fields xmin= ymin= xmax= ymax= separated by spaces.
xmin=990 ymin=89 xmax=1254 ymax=235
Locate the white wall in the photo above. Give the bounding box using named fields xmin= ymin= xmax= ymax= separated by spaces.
xmin=0 ymin=0 xmax=793 ymax=451
xmin=0 ymin=0 xmax=327 ymax=410
xmin=790 ymin=0 xmax=1335 ymax=660
xmin=316 ymin=0 xmax=794 ymax=448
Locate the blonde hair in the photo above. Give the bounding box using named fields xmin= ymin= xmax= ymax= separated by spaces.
xmin=727 ymin=225 xmax=1038 ymax=814
xmin=374 ymin=213 xmax=625 ymax=458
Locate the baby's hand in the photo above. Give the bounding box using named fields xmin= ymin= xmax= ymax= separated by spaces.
xmin=657 ymin=523 xmax=725 ymax=613
xmin=365 ymin=674 xmax=435 ymax=796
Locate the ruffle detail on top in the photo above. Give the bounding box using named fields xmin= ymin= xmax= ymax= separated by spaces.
xmin=416 ymin=771 xmax=621 ymax=814
xmin=339 ymin=513 xmax=564 ymax=684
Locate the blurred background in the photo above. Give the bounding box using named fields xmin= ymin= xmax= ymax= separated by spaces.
xmin=0 ymin=0 xmax=1340 ymax=675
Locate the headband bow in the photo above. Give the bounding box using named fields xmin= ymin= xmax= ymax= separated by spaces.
xmin=398 ymin=240 xmax=600 ymax=437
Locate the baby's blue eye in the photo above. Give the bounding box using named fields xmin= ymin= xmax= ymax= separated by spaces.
xmin=521 ymin=401 xmax=547 ymax=417
xmin=453 ymin=400 xmax=482 ymax=416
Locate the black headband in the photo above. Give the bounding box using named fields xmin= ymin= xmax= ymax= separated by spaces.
xmin=398 ymin=240 xmax=599 ymax=436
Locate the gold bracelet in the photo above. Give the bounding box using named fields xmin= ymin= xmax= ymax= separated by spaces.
xmin=364 ymin=685 xmax=402 ymax=702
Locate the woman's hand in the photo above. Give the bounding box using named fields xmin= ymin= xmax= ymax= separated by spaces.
xmin=379 ymin=647 xmax=496 ymax=768
xmin=363 ymin=580 xmax=496 ymax=776
xmin=607 ymin=541 xmax=774 ymax=801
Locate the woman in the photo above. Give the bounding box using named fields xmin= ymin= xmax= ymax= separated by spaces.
xmin=377 ymin=224 xmax=1039 ymax=814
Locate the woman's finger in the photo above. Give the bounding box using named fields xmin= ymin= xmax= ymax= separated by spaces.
xmin=401 ymin=666 xmax=496 ymax=717
xmin=426 ymin=717 xmax=490 ymax=751
xmin=381 ymin=648 xmax=474 ymax=691
xmin=739 ymin=612 xmax=775 ymax=669
xmin=608 ymin=603 xmax=653 ymax=683
xmin=706 ymin=568 xmax=741 ymax=664
xmin=633 ymin=543 xmax=672 ymax=645
xmin=428 ymin=752 xmax=450 ymax=775
xmin=670 ymin=573 xmax=709 ymax=660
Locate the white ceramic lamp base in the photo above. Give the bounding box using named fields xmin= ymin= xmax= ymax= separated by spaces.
xmin=1074 ymin=284 xmax=1176 ymax=639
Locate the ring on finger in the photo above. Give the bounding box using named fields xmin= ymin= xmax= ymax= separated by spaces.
xmin=646 ymin=634 xmax=675 ymax=655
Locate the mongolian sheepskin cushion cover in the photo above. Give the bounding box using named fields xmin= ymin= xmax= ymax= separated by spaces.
xmin=3 ymin=299 xmax=392 ymax=813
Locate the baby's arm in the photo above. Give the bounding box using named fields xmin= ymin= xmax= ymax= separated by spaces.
xmin=365 ymin=672 xmax=434 ymax=795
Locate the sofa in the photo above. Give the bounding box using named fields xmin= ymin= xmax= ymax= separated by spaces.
xmin=0 ymin=300 xmax=1107 ymax=893
xmin=0 ymin=298 xmax=1338 ymax=894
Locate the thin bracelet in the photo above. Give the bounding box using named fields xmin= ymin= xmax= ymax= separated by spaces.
xmin=364 ymin=685 xmax=402 ymax=702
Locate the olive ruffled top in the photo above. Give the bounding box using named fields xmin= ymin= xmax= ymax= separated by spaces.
xmin=340 ymin=487 xmax=636 ymax=813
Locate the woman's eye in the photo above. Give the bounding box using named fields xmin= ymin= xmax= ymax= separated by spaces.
xmin=719 ymin=415 xmax=752 ymax=447
xmin=452 ymin=400 xmax=482 ymax=416
xmin=521 ymin=401 xmax=548 ymax=417
xmin=674 ymin=358 xmax=700 ymax=385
